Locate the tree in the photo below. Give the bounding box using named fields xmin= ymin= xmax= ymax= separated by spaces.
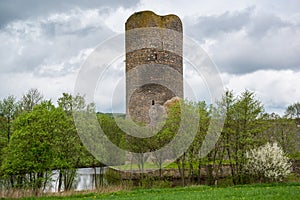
xmin=52 ymin=111 xmax=83 ymax=192
xmin=161 ymin=98 xmax=198 ymax=186
xmin=230 ymin=90 xmax=265 ymax=184
xmin=57 ymin=93 xmax=73 ymax=114
xmin=214 ymin=90 xmax=236 ymax=184
xmin=19 ymin=88 xmax=43 ymax=112
xmin=1 ymin=100 xmax=85 ymax=193
xmin=0 ymin=95 xmax=20 ymax=190
xmin=57 ymin=93 xmax=91 ymax=115
xmin=118 ymin=118 xmax=152 ymax=183
xmin=285 ymin=102 xmax=300 ymax=119
xmin=282 ymin=103 xmax=300 ymax=156
xmin=0 ymin=95 xmax=19 ymax=142
xmin=1 ymin=101 xmax=59 ymax=193
xmin=216 ymin=90 xmax=266 ymax=184
xmin=56 ymin=93 xmax=94 ymax=191
xmin=263 ymin=115 xmax=299 ymax=156
xmin=245 ymin=142 xmax=292 ymax=182
xmin=185 ymin=101 xmax=210 ymax=184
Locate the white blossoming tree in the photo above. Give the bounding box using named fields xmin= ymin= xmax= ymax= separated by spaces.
xmin=245 ymin=142 xmax=292 ymax=182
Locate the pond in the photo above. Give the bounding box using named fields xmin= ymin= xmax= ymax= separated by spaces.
xmin=47 ymin=167 xmax=106 ymax=192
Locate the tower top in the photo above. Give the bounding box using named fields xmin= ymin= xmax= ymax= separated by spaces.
xmin=125 ymin=10 xmax=182 ymax=32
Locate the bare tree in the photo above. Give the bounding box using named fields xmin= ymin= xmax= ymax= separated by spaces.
xmin=19 ymin=88 xmax=44 ymax=112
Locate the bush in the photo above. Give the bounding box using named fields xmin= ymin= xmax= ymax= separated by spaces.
xmin=245 ymin=142 xmax=292 ymax=182
xmin=140 ymin=175 xmax=172 ymax=189
xmin=104 ymin=168 xmax=121 ymax=185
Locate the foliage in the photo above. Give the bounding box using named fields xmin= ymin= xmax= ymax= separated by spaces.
xmin=140 ymin=175 xmax=172 ymax=189
xmin=1 ymin=101 xmax=60 ymax=190
xmin=285 ymin=102 xmax=300 ymax=119
xmin=104 ymin=168 xmax=121 ymax=185
xmin=245 ymin=142 xmax=292 ymax=182
xmin=19 ymin=88 xmax=44 ymax=112
xmin=56 ymin=93 xmax=98 ymax=191
xmin=0 ymin=95 xmax=19 ymax=143
xmin=218 ymin=90 xmax=266 ymax=184
xmin=263 ymin=117 xmax=300 ymax=156
xmin=0 ymin=89 xmax=299 ymax=193
xmin=0 ymin=94 xmax=89 ymax=192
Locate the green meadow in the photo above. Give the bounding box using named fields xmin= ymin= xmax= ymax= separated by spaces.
xmin=18 ymin=183 xmax=300 ymax=200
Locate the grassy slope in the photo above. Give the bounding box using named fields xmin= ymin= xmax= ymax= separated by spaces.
xmin=20 ymin=183 xmax=300 ymax=200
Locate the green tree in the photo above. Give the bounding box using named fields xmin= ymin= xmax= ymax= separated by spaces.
xmin=0 ymin=95 xmax=21 ymax=189
xmin=282 ymin=102 xmax=300 ymax=156
xmin=1 ymin=101 xmax=60 ymax=193
xmin=215 ymin=90 xmax=236 ymax=184
xmin=57 ymin=93 xmax=91 ymax=115
xmin=185 ymin=101 xmax=210 ymax=184
xmin=230 ymin=90 xmax=265 ymax=184
xmin=263 ymin=116 xmax=299 ymax=156
xmin=0 ymin=95 xmax=19 ymax=143
xmin=161 ymin=99 xmax=198 ymax=186
xmin=214 ymin=90 xmax=266 ymax=185
xmin=56 ymin=93 xmax=95 ymax=191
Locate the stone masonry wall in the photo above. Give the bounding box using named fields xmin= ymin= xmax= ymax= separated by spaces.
xmin=125 ymin=11 xmax=183 ymax=124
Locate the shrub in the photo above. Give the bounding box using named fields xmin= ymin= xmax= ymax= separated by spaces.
xmin=245 ymin=142 xmax=292 ymax=182
xmin=104 ymin=168 xmax=121 ymax=185
xmin=140 ymin=175 xmax=172 ymax=189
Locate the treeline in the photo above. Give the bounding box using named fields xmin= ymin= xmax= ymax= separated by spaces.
xmin=168 ymin=90 xmax=300 ymax=186
xmin=126 ymin=90 xmax=299 ymax=186
xmin=0 ymin=89 xmax=107 ymax=193
xmin=0 ymin=89 xmax=299 ymax=193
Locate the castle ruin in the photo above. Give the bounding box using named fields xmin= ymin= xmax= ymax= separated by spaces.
xmin=125 ymin=11 xmax=183 ymax=124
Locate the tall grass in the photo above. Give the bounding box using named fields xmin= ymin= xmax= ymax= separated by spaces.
xmin=0 ymin=183 xmax=132 ymax=199
xmin=3 ymin=182 xmax=299 ymax=200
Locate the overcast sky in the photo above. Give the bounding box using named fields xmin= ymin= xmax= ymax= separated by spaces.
xmin=0 ymin=0 xmax=299 ymax=115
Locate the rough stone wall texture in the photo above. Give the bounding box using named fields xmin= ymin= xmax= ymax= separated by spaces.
xmin=126 ymin=11 xmax=183 ymax=124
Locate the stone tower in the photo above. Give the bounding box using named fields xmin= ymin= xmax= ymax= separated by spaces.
xmin=125 ymin=11 xmax=183 ymax=124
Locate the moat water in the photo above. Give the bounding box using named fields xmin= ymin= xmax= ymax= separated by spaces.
xmin=47 ymin=167 xmax=106 ymax=192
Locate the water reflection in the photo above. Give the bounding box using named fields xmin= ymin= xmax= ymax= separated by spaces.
xmin=47 ymin=167 xmax=106 ymax=192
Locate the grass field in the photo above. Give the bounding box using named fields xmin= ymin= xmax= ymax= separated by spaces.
xmin=17 ymin=183 xmax=300 ymax=200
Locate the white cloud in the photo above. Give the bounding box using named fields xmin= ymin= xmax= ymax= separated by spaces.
xmin=0 ymin=71 xmax=77 ymax=103
xmin=188 ymin=7 xmax=300 ymax=74
xmin=223 ymin=70 xmax=300 ymax=114
xmin=100 ymin=7 xmax=136 ymax=33
xmin=0 ymin=8 xmax=114 ymax=74
xmin=0 ymin=8 xmax=115 ymax=107
xmin=137 ymin=0 xmax=253 ymax=18
xmin=182 ymin=68 xmax=300 ymax=115
xmin=1 ymin=0 xmax=300 ymax=116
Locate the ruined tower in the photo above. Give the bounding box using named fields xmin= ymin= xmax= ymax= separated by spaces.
xmin=125 ymin=11 xmax=183 ymax=124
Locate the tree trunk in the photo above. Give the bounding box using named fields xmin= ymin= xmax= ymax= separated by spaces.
xmin=58 ymin=170 xmax=62 ymax=192
xmin=176 ymin=153 xmax=186 ymax=186
xmin=93 ymin=167 xmax=98 ymax=189
xmin=197 ymin=160 xmax=202 ymax=185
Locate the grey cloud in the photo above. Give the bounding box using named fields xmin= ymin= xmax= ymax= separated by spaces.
xmin=0 ymin=8 xmax=115 ymax=77
xmin=0 ymin=0 xmax=139 ymax=27
xmin=185 ymin=7 xmax=300 ymax=74
xmin=186 ymin=7 xmax=291 ymax=40
xmin=185 ymin=7 xmax=252 ymax=38
xmin=246 ymin=13 xmax=290 ymax=38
